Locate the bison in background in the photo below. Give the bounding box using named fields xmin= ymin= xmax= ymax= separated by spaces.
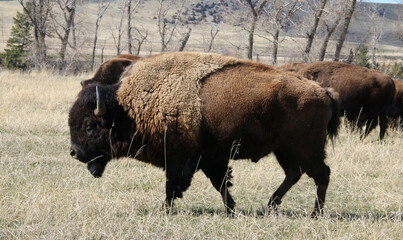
xmin=81 ymin=54 xmax=141 ymax=88
xmin=279 ymin=61 xmax=395 ymax=140
xmin=387 ymin=80 xmax=403 ymax=129
xmin=69 ymin=52 xmax=340 ymax=217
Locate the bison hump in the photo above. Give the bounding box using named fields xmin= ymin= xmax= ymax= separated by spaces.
xmin=117 ymin=52 xmax=239 ymax=152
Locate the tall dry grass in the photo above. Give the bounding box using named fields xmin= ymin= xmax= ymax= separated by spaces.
xmin=0 ymin=70 xmax=402 ymax=239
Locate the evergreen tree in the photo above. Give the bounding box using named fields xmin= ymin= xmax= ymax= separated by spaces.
xmin=354 ymin=44 xmax=371 ymax=69
xmin=3 ymin=11 xmax=33 ymax=69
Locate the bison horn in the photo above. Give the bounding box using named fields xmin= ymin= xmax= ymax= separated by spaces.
xmin=94 ymin=86 xmax=106 ymax=116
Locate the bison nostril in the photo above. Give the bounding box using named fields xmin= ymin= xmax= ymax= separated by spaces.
xmin=70 ymin=149 xmax=77 ymax=158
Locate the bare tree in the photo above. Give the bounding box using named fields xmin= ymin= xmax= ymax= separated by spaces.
xmin=317 ymin=17 xmax=341 ymax=61
xmin=50 ymin=0 xmax=77 ymax=70
xmin=66 ymin=1 xmax=90 ymax=72
xmin=303 ymin=0 xmax=328 ymax=62
xmin=126 ymin=0 xmax=142 ymax=54
xmin=109 ymin=0 xmax=144 ymax=56
xmin=18 ymin=0 xmax=53 ymax=68
xmin=178 ymin=26 xmax=192 ymax=52
xmin=366 ymin=3 xmax=385 ymax=69
xmin=334 ymin=0 xmax=357 ymax=62
xmin=259 ymin=0 xmax=302 ymax=65
xmin=91 ymin=0 xmax=109 ymax=71
xmin=132 ymin=26 xmax=148 ymax=55
xmin=110 ymin=1 xmax=126 ymax=56
xmin=318 ymin=0 xmax=343 ymax=61
xmin=204 ymin=25 xmax=220 ymax=52
xmin=156 ymin=0 xmax=186 ymax=52
xmin=395 ymin=15 xmax=403 ymax=43
xmin=1 ymin=13 xmax=4 ymax=37
xmin=69 ymin=9 xmax=77 ymax=51
xmin=127 ymin=0 xmax=132 ymax=54
xmin=238 ymin=0 xmax=268 ymax=60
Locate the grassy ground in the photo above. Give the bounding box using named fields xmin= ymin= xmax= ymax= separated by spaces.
xmin=0 ymin=70 xmax=402 ymax=239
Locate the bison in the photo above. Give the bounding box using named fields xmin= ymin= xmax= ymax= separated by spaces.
xmin=279 ymin=61 xmax=396 ymax=140
xmin=69 ymin=52 xmax=340 ymax=216
xmin=81 ymin=54 xmax=141 ymax=88
xmin=387 ymin=80 xmax=403 ymax=129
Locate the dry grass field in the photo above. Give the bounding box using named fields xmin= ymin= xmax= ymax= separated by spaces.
xmin=0 ymin=70 xmax=402 ymax=239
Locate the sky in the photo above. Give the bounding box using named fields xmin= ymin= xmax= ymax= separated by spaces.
xmin=362 ymin=0 xmax=403 ymax=4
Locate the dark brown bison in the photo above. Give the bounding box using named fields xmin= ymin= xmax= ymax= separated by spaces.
xmin=387 ymin=80 xmax=403 ymax=128
xmin=81 ymin=54 xmax=141 ymax=88
xmin=69 ymin=52 xmax=340 ymax=216
xmin=279 ymin=61 xmax=396 ymax=140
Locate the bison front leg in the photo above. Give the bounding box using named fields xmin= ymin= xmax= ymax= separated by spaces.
xmin=163 ymin=178 xmax=193 ymax=213
xmin=163 ymin=157 xmax=197 ymax=213
xmin=201 ymin=162 xmax=236 ymax=214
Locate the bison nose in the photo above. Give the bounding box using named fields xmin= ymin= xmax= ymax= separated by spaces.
xmin=70 ymin=147 xmax=78 ymax=159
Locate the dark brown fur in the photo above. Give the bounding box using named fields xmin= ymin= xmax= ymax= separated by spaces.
xmin=81 ymin=54 xmax=141 ymax=88
xmin=387 ymin=80 xmax=403 ymax=129
xmin=280 ymin=61 xmax=396 ymax=139
xmin=69 ymin=53 xmax=340 ymax=216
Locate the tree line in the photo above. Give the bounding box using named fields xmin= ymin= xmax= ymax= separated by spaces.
xmin=1 ymin=0 xmax=402 ymax=77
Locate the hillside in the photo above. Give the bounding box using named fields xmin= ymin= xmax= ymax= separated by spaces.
xmin=0 ymin=0 xmax=402 ymax=65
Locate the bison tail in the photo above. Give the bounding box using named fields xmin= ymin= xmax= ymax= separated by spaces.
xmin=325 ymin=88 xmax=341 ymax=142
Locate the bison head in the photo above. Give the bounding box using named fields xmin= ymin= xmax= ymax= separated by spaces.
xmin=68 ymin=84 xmax=121 ymax=177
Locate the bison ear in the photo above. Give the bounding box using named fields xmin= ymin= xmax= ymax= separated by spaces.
xmin=94 ymin=86 xmax=106 ymax=116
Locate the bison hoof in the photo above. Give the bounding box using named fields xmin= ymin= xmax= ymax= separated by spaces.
xmin=268 ymin=197 xmax=282 ymax=209
xmin=162 ymin=201 xmax=173 ymax=214
xmin=310 ymin=208 xmax=324 ymax=218
xmin=225 ymin=204 xmax=236 ymax=216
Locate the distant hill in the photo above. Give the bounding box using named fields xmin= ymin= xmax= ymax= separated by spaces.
xmin=0 ymin=0 xmax=401 ymax=64
xmin=178 ymin=0 xmax=402 ymax=46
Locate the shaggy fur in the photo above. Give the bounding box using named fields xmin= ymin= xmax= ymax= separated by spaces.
xmin=69 ymin=52 xmax=341 ymax=216
xmin=279 ymin=61 xmax=396 ymax=139
xmin=81 ymin=54 xmax=141 ymax=88
xmin=117 ymin=52 xmax=238 ymax=155
xmin=387 ymin=80 xmax=403 ymax=128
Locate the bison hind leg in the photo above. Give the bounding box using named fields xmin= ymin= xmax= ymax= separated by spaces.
xmin=268 ymin=150 xmax=303 ymax=213
xmin=305 ymin=162 xmax=331 ymax=218
xmin=201 ymin=161 xmax=236 ymax=214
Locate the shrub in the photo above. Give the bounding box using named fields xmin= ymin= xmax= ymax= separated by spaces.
xmin=2 ymin=11 xmax=33 ymax=70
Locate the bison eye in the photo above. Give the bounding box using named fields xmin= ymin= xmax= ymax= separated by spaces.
xmin=85 ymin=122 xmax=97 ymax=135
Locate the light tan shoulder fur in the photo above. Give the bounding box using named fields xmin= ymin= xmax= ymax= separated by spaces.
xmin=116 ymin=52 xmax=239 ymax=152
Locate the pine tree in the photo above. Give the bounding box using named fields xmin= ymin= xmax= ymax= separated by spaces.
xmin=354 ymin=44 xmax=371 ymax=69
xmin=3 ymin=11 xmax=33 ymax=69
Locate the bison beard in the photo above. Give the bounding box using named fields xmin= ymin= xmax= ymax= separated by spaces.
xmin=68 ymin=52 xmax=340 ymax=217
xmin=87 ymin=158 xmax=108 ymax=178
